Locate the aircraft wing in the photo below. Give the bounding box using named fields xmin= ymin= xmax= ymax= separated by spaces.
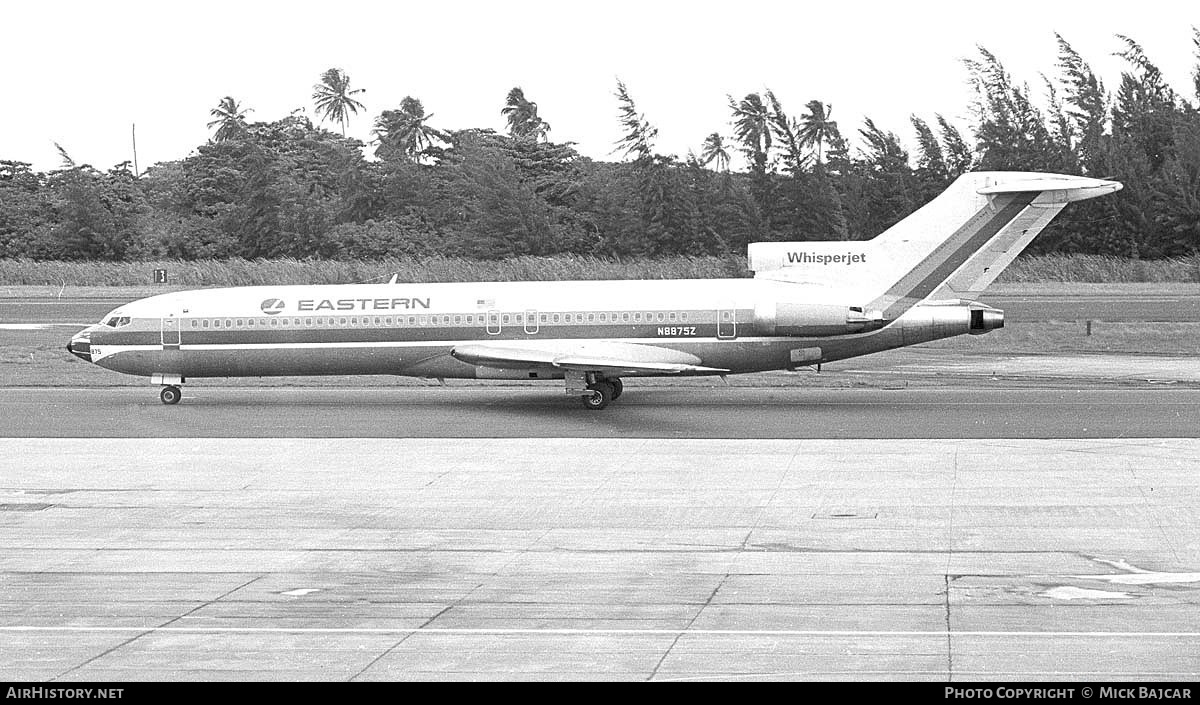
xmin=451 ymin=341 xmax=729 ymax=375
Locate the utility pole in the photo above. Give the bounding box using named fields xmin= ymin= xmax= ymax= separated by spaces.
xmin=131 ymin=123 xmax=139 ymax=177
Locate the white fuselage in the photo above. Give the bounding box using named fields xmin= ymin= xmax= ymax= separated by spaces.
xmin=68 ymin=277 xmax=995 ymax=382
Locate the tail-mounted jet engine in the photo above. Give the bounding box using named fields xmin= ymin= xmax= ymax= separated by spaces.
xmin=753 ymin=302 xmax=886 ymax=337
xmin=894 ymin=300 xmax=1004 ymax=346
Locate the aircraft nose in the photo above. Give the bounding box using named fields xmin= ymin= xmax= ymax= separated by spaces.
xmin=67 ymin=332 xmax=92 ymax=362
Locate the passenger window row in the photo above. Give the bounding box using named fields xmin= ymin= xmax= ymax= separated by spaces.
xmin=186 ymin=311 xmax=694 ymax=329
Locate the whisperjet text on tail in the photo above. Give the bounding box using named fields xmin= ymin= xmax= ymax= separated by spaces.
xmin=68 ymin=172 xmax=1121 ymax=409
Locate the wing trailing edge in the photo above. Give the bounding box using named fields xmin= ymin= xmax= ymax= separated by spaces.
xmin=451 ymin=341 xmax=729 ymax=375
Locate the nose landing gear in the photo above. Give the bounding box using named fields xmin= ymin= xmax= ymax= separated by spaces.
xmin=152 ymin=374 xmax=185 ymax=405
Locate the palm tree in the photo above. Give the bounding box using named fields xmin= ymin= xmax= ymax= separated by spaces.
xmin=372 ymin=97 xmax=448 ymax=162
xmin=699 ymin=133 xmax=730 ymax=171
xmin=765 ymin=90 xmax=807 ymax=174
xmin=502 ymin=87 xmax=551 ymax=142
xmin=798 ymin=100 xmax=839 ymax=164
xmin=613 ymin=80 xmax=657 ymax=161
xmin=312 ymin=68 xmax=366 ymax=136
xmin=728 ymin=93 xmax=771 ymax=172
xmin=207 ymin=97 xmax=252 ymax=142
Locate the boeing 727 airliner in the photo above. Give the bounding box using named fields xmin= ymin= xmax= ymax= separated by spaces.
xmin=67 ymin=172 xmax=1121 ymax=409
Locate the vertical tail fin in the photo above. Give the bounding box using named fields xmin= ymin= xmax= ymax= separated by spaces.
xmin=749 ymin=171 xmax=1121 ymax=319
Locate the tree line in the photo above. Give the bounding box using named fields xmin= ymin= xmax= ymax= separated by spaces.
xmin=1 ymin=32 xmax=1198 ymax=263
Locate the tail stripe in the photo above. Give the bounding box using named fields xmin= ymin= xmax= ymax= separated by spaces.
xmin=874 ymin=191 xmax=1037 ymax=320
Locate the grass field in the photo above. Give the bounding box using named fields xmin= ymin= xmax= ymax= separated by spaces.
xmin=3 ymin=253 xmax=1200 ymax=288
xmin=0 ymin=255 xmax=747 ymax=288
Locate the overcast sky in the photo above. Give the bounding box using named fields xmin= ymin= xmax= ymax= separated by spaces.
xmin=5 ymin=0 xmax=1197 ymax=173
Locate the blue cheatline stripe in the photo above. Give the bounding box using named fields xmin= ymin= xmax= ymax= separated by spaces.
xmin=872 ymin=191 xmax=1038 ymax=320
xmin=91 ymin=322 xmax=730 ymax=348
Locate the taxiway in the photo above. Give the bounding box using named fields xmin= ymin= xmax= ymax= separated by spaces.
xmin=1 ymin=437 xmax=1197 ymax=681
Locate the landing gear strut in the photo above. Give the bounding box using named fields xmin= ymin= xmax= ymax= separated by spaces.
xmin=159 ymin=385 xmax=182 ymax=405
xmin=568 ymin=371 xmax=624 ymax=410
xmin=582 ymin=381 xmax=616 ymax=410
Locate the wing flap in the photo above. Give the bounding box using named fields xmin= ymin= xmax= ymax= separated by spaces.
xmin=451 ymin=341 xmax=728 ymax=375
xmin=551 ymin=355 xmax=728 ymax=374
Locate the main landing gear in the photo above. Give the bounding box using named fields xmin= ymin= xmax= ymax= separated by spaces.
xmin=581 ymin=377 xmax=623 ymax=410
xmin=159 ymin=385 xmax=182 ymax=405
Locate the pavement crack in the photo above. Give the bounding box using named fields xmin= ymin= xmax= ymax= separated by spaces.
xmin=945 ymin=574 xmax=954 ymax=681
xmin=48 ymin=574 xmax=263 ymax=681
xmin=348 ymin=582 xmax=485 ymax=682
xmin=945 ymin=450 xmax=959 ymax=682
xmin=647 ymin=572 xmax=729 ymax=682
xmin=1128 ymin=459 xmax=1183 ymax=564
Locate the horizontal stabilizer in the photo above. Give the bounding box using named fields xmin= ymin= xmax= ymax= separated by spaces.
xmin=977 ymin=176 xmax=1122 ymax=201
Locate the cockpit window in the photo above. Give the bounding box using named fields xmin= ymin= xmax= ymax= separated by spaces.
xmin=105 ymin=316 xmax=132 ymax=328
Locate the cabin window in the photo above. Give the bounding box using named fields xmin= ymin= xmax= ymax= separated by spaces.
xmin=453 ymin=315 xmax=461 ymax=325
xmin=419 ymin=316 xmax=427 ymax=326
xmin=633 ymin=313 xmax=641 ymax=322
xmin=374 ymin=317 xmax=382 ymax=326
xmin=384 ymin=317 xmax=392 ymax=326
xmin=599 ymin=313 xmax=607 ymax=322
xmin=190 ymin=320 xmax=198 ymax=328
xmin=669 ymin=312 xmax=677 ymax=321
xmin=202 ymin=319 xmax=210 ymax=328
xmin=502 ymin=314 xmax=510 ymax=324
xmin=540 ymin=314 xmax=548 ymax=323
xmin=552 ymin=314 xmax=560 ymax=323
xmin=621 ymin=313 xmax=630 ymax=322
xmin=681 ymin=312 xmax=689 ymax=322
xmin=657 ymin=312 xmax=665 ymax=322
xmin=225 ymin=319 xmax=232 ymax=328
xmin=588 ymin=313 xmax=595 ymax=322
xmin=305 ymin=318 xmax=313 ymax=327
xmin=515 ymin=314 xmax=523 ymax=324
xmin=408 ymin=316 xmax=416 ymax=325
